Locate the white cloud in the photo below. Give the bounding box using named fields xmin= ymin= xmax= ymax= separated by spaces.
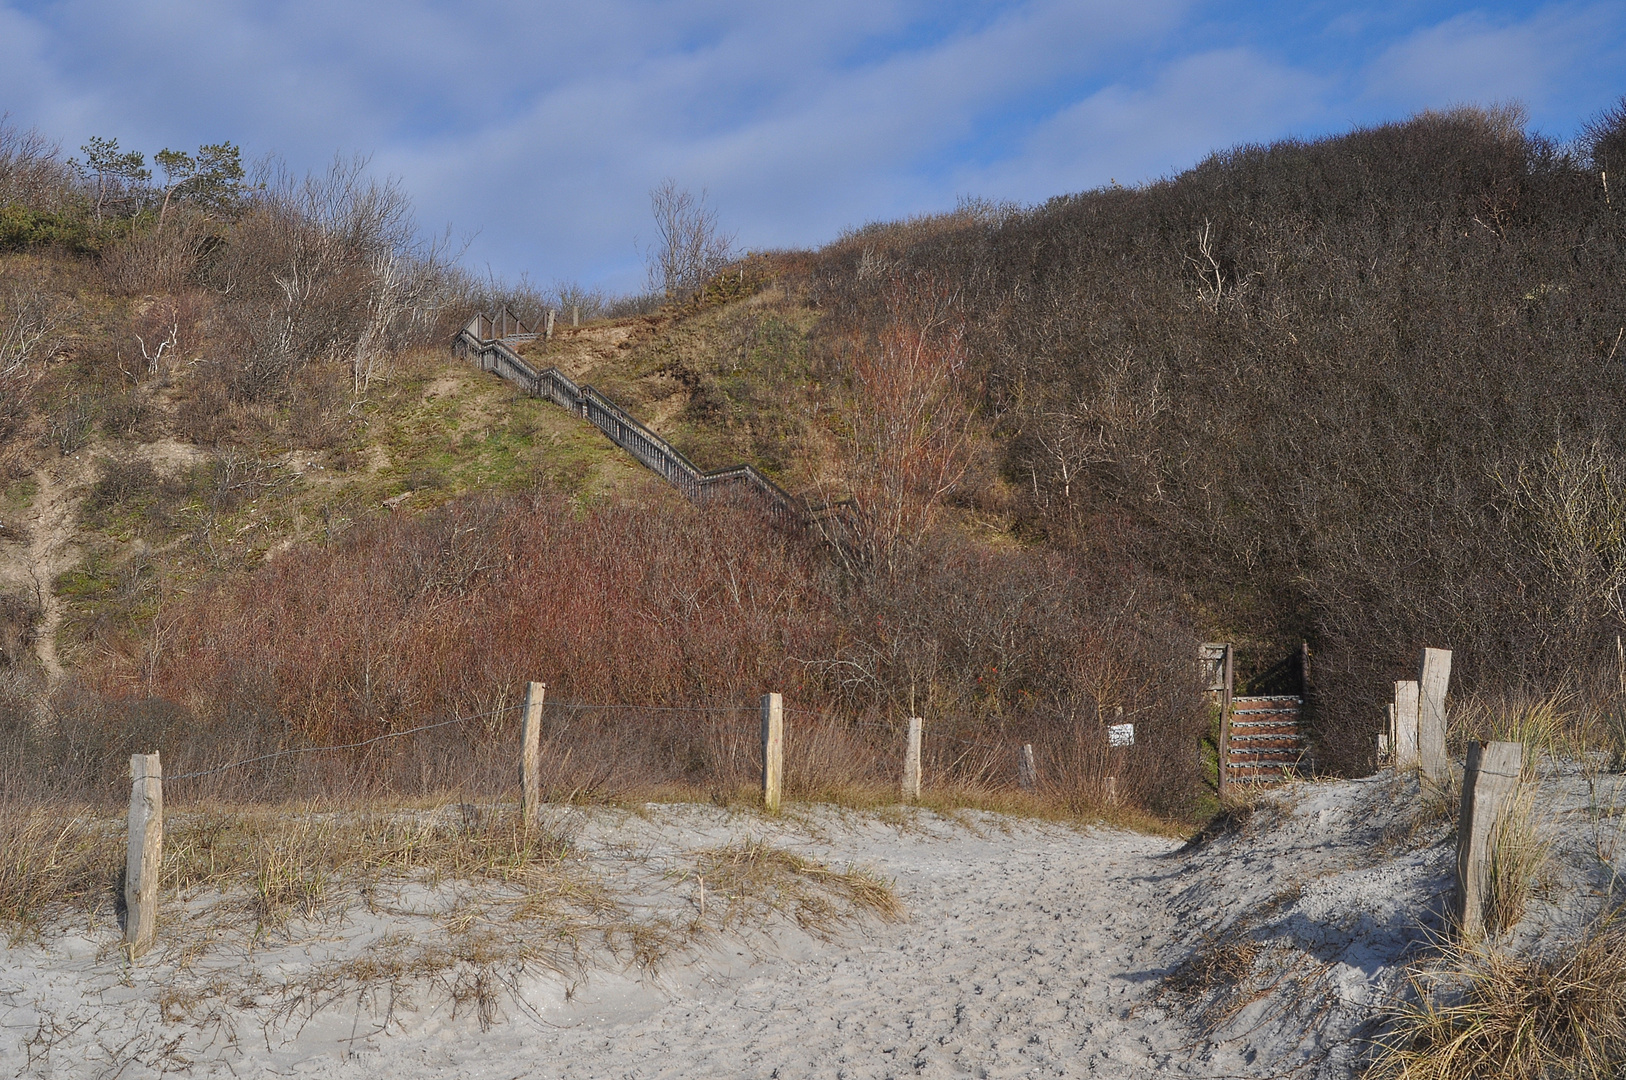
xmin=1362 ymin=4 xmax=1622 ymax=114
xmin=951 ymin=47 xmax=1330 ymax=202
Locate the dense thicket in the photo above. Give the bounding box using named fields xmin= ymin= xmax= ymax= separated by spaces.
xmin=1 ymin=493 xmax=1205 ymax=813
xmin=801 ymin=104 xmax=1626 ymax=769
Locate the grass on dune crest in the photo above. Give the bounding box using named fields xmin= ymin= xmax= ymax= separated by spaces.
xmin=1369 ymin=916 xmax=1626 ymax=1080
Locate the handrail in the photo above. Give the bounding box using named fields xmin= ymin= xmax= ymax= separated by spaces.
xmin=453 ymin=314 xmax=823 ymax=527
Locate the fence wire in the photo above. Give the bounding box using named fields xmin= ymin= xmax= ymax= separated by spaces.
xmin=161 ymin=694 xmax=1165 ymax=786
xmin=164 ymin=704 xmax=524 ymax=782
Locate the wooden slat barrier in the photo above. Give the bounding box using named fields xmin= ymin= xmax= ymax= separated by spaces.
xmin=454 ymin=314 xmax=845 ymax=532
xmin=1225 ymin=695 xmax=1305 ymax=781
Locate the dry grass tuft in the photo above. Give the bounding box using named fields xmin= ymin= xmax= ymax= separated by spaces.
xmin=0 ymin=805 xmax=121 ymax=940
xmin=1163 ymin=923 xmax=1263 ymax=1003
xmin=691 ymin=838 xmax=902 ymax=938
xmin=1160 ymin=917 xmax=1337 ymax=1040
xmin=1370 ymin=918 xmax=1626 ymax=1079
xmin=3 ymin=798 xmax=908 ymax=1035
xmin=1454 ymin=690 xmax=1581 ymax=774
xmin=1483 ymin=787 xmax=1550 ymax=936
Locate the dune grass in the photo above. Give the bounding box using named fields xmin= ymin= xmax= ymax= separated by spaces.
xmin=1369 ymin=917 xmax=1626 ymax=1080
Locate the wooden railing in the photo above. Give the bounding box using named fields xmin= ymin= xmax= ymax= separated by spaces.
xmin=453 ymin=313 xmax=814 ymax=525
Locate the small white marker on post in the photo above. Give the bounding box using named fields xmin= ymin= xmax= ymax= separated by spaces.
xmin=124 ymin=753 xmax=163 ymax=960
xmin=1018 ymin=744 xmax=1038 ymax=791
xmin=520 ymin=681 xmax=546 ymax=827
xmin=902 ymin=717 xmax=923 ymax=801
xmin=761 ymin=693 xmax=783 ymax=812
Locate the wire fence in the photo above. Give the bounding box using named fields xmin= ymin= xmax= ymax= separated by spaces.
xmin=130 ymin=691 xmax=1171 ymax=810
xmin=163 ymin=704 xmax=527 ymax=782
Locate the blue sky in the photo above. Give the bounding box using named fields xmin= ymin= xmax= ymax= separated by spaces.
xmin=2 ymin=1 xmax=1623 ymax=292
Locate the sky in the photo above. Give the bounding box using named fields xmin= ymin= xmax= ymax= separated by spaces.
xmin=2 ymin=1 xmax=1624 ymax=292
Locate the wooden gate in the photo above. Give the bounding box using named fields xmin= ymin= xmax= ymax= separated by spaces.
xmin=1205 ymin=642 xmax=1310 ymax=789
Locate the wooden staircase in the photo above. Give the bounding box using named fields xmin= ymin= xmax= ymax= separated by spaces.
xmin=1225 ymin=696 xmax=1306 ymax=781
xmin=452 ymin=311 xmax=850 ymax=536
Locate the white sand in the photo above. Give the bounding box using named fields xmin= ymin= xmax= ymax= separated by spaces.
xmin=7 ymin=772 xmax=1624 ymax=1079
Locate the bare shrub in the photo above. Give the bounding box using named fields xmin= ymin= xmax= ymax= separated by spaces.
xmin=646 ymin=179 xmax=734 ymax=303
xmin=1582 ymin=95 xmax=1626 ymax=176
xmin=0 ymin=117 xmax=76 ymax=213
xmin=0 ymin=277 xmax=72 ymax=379
xmin=0 ymin=592 xmax=40 ymax=667
xmin=835 ymin=273 xmax=973 ymax=571
xmin=99 ymin=210 xmax=215 ymax=294
xmin=45 ymin=394 xmax=95 ymax=454
xmin=207 ymin=155 xmax=458 ymax=403
xmin=40 ymin=486 xmax=1209 ymax=816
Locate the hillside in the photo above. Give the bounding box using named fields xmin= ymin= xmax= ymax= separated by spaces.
xmin=6 ymin=104 xmax=1626 ymax=819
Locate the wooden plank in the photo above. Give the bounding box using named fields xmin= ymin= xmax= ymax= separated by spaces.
xmin=1419 ymin=649 xmax=1452 ymax=786
xmin=761 ymin=693 xmax=783 ymax=812
xmin=520 ymin=681 xmax=545 ymax=827
xmin=1218 ymin=643 xmax=1234 ymax=797
xmin=124 ymin=753 xmax=163 ymax=960
xmin=1454 ymin=740 xmax=1524 ymax=938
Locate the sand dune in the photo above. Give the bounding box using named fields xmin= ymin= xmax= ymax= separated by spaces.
xmin=8 ymin=770 xmax=1620 ymax=1079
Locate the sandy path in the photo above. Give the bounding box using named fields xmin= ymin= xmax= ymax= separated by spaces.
xmin=488 ymin=810 xmax=1191 ymax=1080
xmin=4 ymin=808 xmax=1200 ymax=1080
xmin=13 ymin=457 xmax=89 ymax=682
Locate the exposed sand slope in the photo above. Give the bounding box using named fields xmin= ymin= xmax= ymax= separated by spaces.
xmin=7 ymin=771 xmax=1625 ymax=1079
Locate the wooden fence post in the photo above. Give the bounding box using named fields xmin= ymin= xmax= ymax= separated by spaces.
xmin=1394 ymin=679 xmax=1420 ymax=772
xmin=124 ymin=753 xmax=163 ymax=960
xmin=1018 ymin=744 xmax=1038 ymax=791
xmin=902 ymin=717 xmax=923 ymax=801
xmin=520 ymin=681 xmax=545 ymax=827
xmin=1217 ymin=644 xmax=1235 ymax=796
xmin=1454 ymin=740 xmax=1524 ymax=938
xmin=761 ymin=693 xmax=783 ymax=812
xmin=1105 ymin=776 xmax=1118 ymax=805
xmin=1419 ymin=648 xmax=1452 ymax=787
xmin=545 ymin=309 xmax=555 ymax=341
xmin=572 ymin=304 xmax=580 ymax=328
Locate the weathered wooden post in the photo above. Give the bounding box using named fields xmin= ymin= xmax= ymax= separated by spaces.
xmin=1393 ymin=680 xmax=1420 ymax=771
xmin=761 ymin=693 xmax=783 ymax=812
xmin=571 ymin=304 xmax=580 ymax=328
xmin=1454 ymin=740 xmax=1525 ymax=938
xmin=1215 ymin=644 xmax=1235 ymax=796
xmin=1018 ymin=744 xmax=1038 ymax=791
xmin=545 ymin=309 xmax=555 ymax=341
xmin=520 ymin=681 xmax=545 ymax=827
xmin=902 ymin=716 xmax=923 ymax=801
xmin=1105 ymin=776 xmax=1118 ymax=805
xmin=124 ymin=753 xmax=163 ymax=959
xmin=1419 ymin=648 xmax=1452 ymax=787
